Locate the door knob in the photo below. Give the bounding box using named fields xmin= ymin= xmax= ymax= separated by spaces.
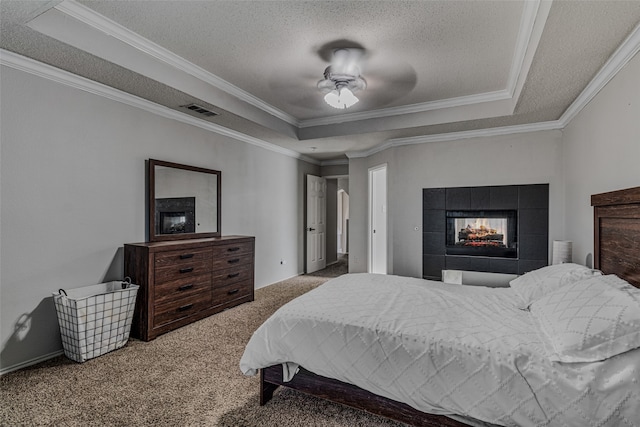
xmin=308 ymin=227 xmax=316 ymax=231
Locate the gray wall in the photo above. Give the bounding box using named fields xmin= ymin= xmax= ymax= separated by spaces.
xmin=0 ymin=65 xmax=319 ymax=372
xmin=349 ymin=131 xmax=564 ymax=276
xmin=337 ymin=178 xmax=349 ymax=194
xmin=562 ymin=52 xmax=640 ymax=267
xmin=320 ymin=163 xmax=348 ymax=177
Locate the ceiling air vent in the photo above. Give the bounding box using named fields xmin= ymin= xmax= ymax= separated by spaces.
xmin=181 ymin=103 xmax=218 ymax=117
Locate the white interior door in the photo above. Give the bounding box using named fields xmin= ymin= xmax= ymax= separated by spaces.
xmin=369 ymin=165 xmax=387 ymax=274
xmin=306 ymin=175 xmax=326 ymax=273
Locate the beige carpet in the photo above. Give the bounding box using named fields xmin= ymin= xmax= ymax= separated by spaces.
xmin=1 ymin=258 xmax=404 ymax=426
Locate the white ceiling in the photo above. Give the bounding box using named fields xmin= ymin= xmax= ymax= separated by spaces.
xmin=1 ymin=0 xmax=640 ymax=162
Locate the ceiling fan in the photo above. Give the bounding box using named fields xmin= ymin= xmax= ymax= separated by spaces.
xmin=317 ymin=48 xmax=367 ymax=109
xmin=266 ymin=41 xmax=417 ymax=115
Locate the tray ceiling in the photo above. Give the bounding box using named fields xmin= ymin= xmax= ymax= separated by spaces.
xmin=1 ymin=0 xmax=640 ymax=162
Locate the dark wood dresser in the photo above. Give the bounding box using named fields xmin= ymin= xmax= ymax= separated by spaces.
xmin=124 ymin=235 xmax=255 ymax=341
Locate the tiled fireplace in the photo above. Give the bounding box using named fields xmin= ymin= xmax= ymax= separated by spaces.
xmin=423 ymin=184 xmax=549 ymax=280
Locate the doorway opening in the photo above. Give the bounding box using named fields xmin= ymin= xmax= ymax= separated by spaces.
xmin=369 ymin=164 xmax=387 ymax=274
xmin=315 ymin=176 xmax=349 ymax=274
xmin=337 ymin=189 xmax=349 ymax=255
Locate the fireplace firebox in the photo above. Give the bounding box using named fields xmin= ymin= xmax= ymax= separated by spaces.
xmin=155 ymin=197 xmax=196 ymax=235
xmin=446 ymin=210 xmax=517 ymax=258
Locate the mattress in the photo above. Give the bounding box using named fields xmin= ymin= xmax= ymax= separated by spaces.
xmin=240 ymin=273 xmax=640 ymax=427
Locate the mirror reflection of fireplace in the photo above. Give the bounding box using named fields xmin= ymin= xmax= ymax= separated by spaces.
xmin=446 ymin=210 xmax=517 ymax=258
xmin=155 ymin=197 xmax=196 ymax=235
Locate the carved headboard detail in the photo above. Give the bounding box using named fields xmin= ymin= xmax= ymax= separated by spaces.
xmin=591 ymin=186 xmax=640 ymax=288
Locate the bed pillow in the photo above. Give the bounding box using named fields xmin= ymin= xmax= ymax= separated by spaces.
xmin=529 ymin=274 xmax=640 ymax=363
xmin=509 ymin=263 xmax=601 ymax=308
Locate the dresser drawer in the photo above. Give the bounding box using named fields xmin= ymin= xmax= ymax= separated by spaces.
xmin=212 ymin=266 xmax=252 ymax=288
xmin=155 ymin=258 xmax=212 ymax=283
xmin=154 ymin=292 xmax=212 ymax=327
xmin=155 ymin=274 xmax=211 ymax=305
xmin=212 ymin=241 xmax=253 ymax=258
xmin=155 ymin=247 xmax=212 ymax=265
xmin=212 ymin=253 xmax=253 ymax=271
xmin=213 ymin=280 xmax=252 ymax=306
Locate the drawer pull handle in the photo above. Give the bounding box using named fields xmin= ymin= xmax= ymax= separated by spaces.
xmin=179 ymin=267 xmax=194 ymax=274
xmin=177 ymin=304 xmax=194 ymax=312
xmin=227 ymin=272 xmax=240 ymax=278
xmin=228 ymin=259 xmax=240 ymax=264
xmin=227 ymin=289 xmax=240 ymax=295
xmin=178 ymin=284 xmax=194 ymax=291
xmin=179 ymin=254 xmax=194 ymax=259
xmin=228 ymin=247 xmax=241 ymax=252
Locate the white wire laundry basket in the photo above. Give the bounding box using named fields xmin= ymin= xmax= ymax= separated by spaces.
xmin=53 ymin=278 xmax=139 ymax=362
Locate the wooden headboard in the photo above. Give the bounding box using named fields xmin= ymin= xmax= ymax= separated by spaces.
xmin=591 ymin=186 xmax=640 ymax=288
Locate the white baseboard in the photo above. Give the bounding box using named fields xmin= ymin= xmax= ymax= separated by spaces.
xmin=0 ymin=350 xmax=64 ymax=376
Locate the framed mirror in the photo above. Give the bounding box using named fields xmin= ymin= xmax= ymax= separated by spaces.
xmin=148 ymin=159 xmax=221 ymax=242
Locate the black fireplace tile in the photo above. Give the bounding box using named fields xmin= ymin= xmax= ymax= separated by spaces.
xmin=423 ymin=210 xmax=445 ymax=232
xmin=423 ymin=184 xmax=550 ymax=278
xmin=518 ymin=260 xmax=548 ymax=275
xmin=490 ymin=186 xmax=518 ymax=209
xmin=423 ymin=255 xmax=445 ymax=280
xmin=519 ymin=234 xmax=548 ymax=260
xmin=446 ymin=256 xmax=490 ymax=272
xmin=423 ymin=188 xmax=445 ymax=209
xmin=470 ymin=187 xmax=490 ymax=210
xmin=445 ymin=256 xmax=469 ymax=271
xmin=490 ymin=258 xmax=519 ymax=274
xmin=519 ymin=209 xmax=549 ymax=235
xmin=446 ymin=187 xmax=471 ymax=210
xmin=469 ymin=258 xmax=491 ymax=272
xmin=423 ymin=232 xmax=445 ymax=255
xmin=518 ymin=184 xmax=549 ymax=209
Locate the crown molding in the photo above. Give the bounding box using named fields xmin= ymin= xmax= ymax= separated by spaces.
xmin=558 ymin=20 xmax=640 ymax=127
xmin=505 ymin=0 xmax=542 ymax=97
xmin=346 ymin=121 xmax=563 ymax=159
xmin=55 ymin=0 xmax=300 ymax=127
xmin=56 ymin=0 xmax=541 ymax=133
xmin=0 ymin=49 xmax=319 ymax=165
xmin=299 ymin=89 xmax=512 ymax=128
xmin=3 ymin=11 xmax=636 ymax=166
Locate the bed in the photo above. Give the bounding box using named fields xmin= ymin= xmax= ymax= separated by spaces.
xmin=240 ymin=186 xmax=640 ymax=427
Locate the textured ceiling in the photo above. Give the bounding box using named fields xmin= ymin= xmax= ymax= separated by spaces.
xmin=1 ymin=0 xmax=640 ymax=162
xmin=80 ymin=0 xmax=522 ymax=117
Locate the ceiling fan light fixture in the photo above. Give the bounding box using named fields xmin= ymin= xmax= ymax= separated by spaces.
xmin=324 ymin=87 xmax=359 ymax=109
xmin=317 ymin=48 xmax=367 ymax=110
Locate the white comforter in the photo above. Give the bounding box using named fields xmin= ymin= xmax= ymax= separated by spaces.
xmin=240 ymin=273 xmax=640 ymax=427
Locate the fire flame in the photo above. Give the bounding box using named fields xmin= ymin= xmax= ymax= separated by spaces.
xmin=456 ymin=217 xmax=507 ymax=247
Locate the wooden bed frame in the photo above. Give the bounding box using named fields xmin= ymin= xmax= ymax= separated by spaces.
xmin=260 ymin=186 xmax=640 ymax=426
xmin=591 ymin=186 xmax=640 ymax=288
